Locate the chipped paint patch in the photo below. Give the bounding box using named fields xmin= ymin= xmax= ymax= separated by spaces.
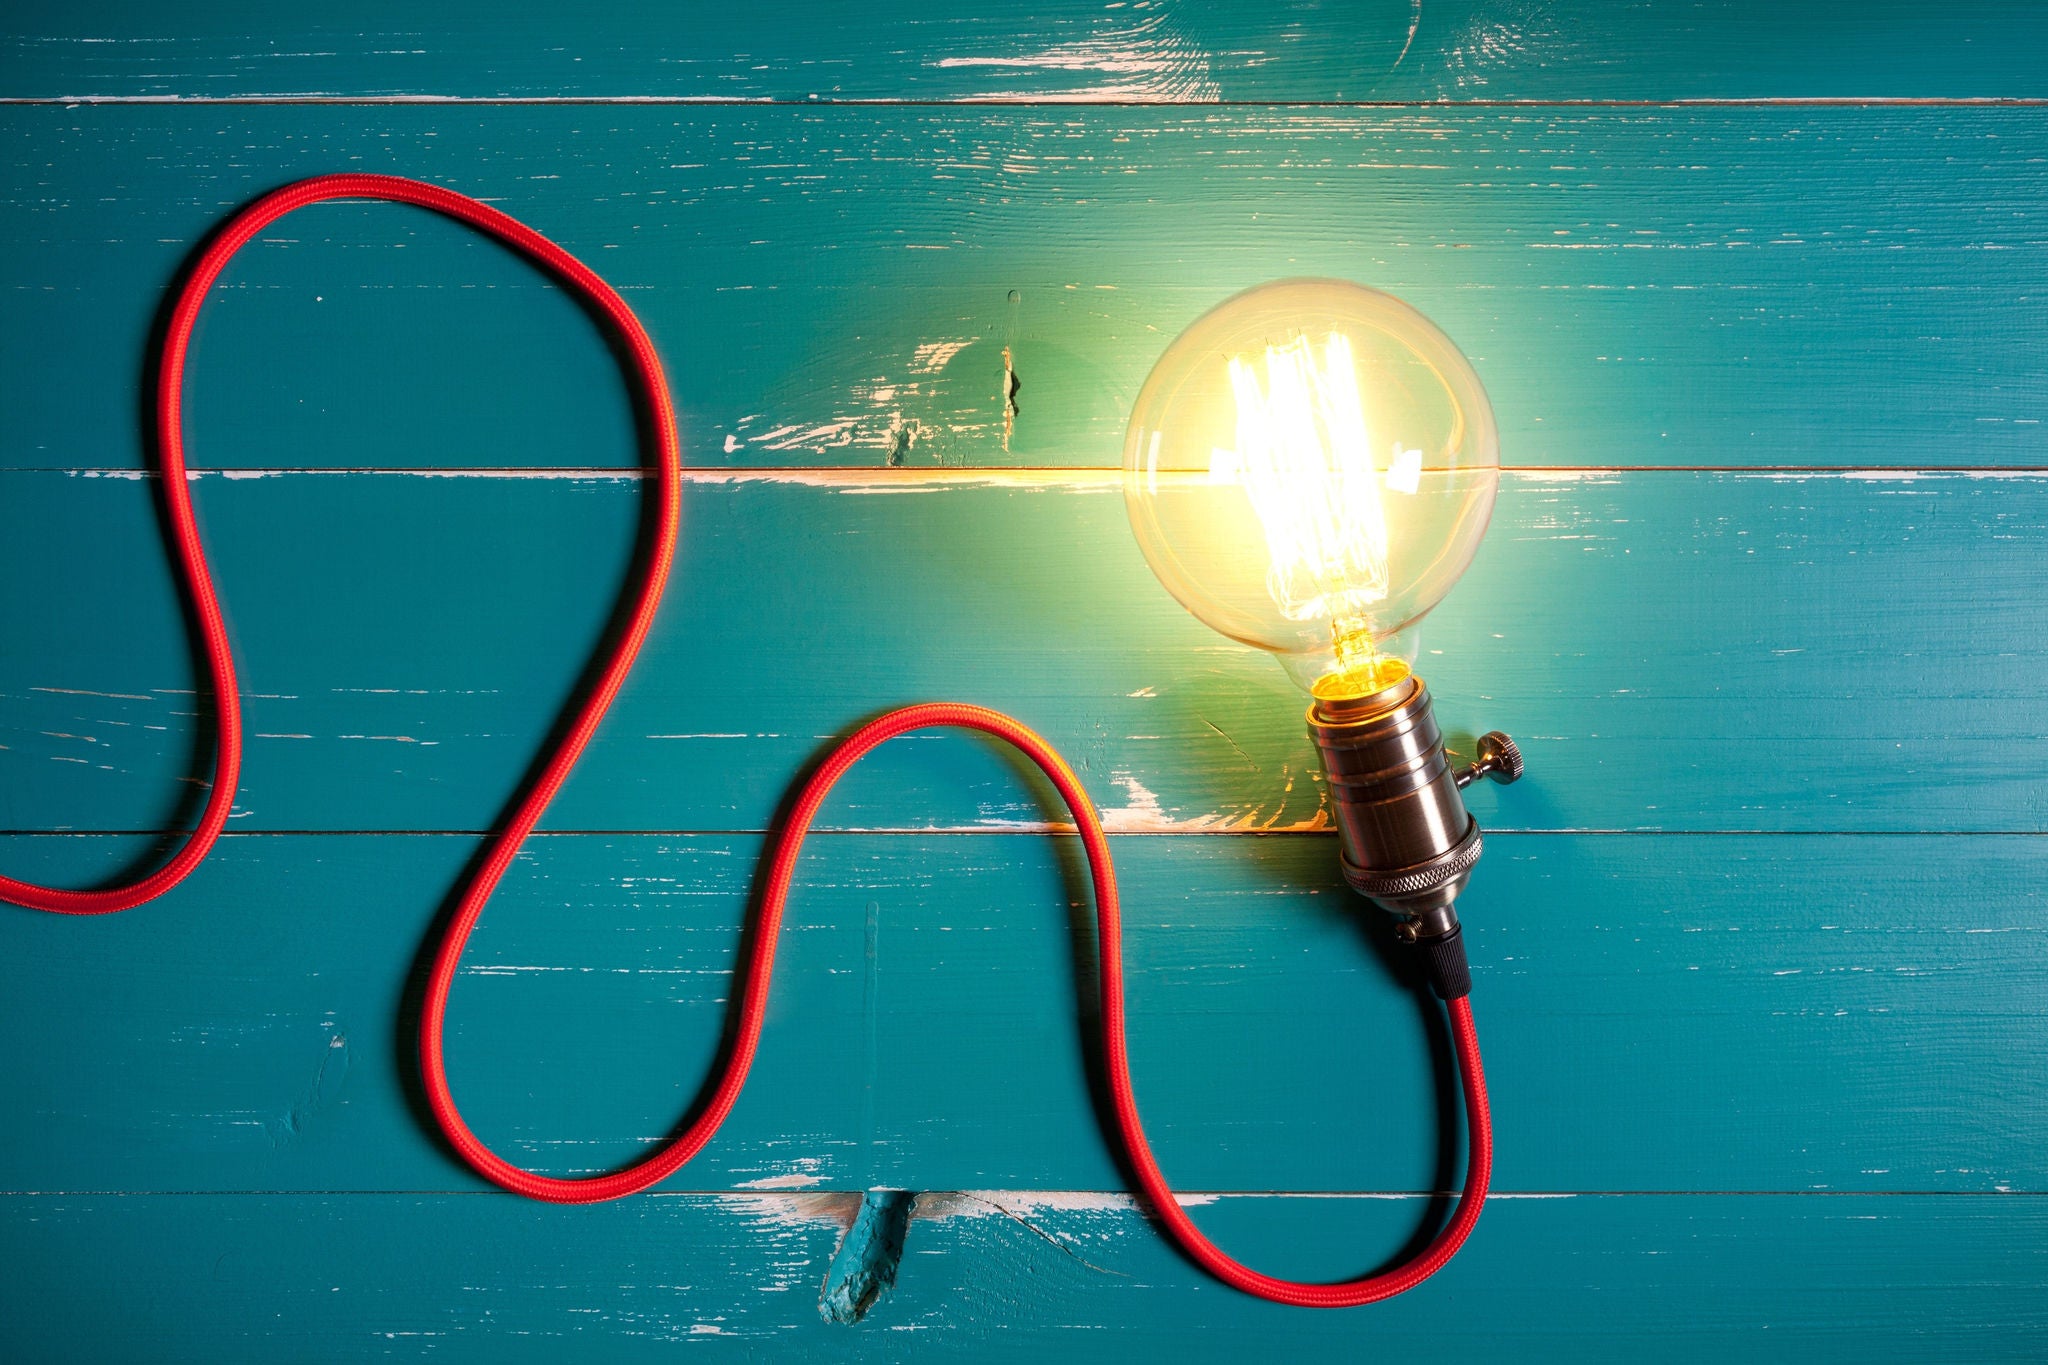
xmin=909 ymin=339 xmax=974 ymax=374
xmin=1001 ymin=344 xmax=1020 ymax=452
xmin=1092 ymin=768 xmax=1332 ymax=834
xmin=1101 ymin=769 xmax=1169 ymax=831
xmin=664 ymin=1187 xmax=1518 ymax=1228
xmin=919 ymin=1190 xmax=1175 ymax=1218
xmin=818 ymin=1189 xmax=913 ymax=1325
xmin=932 ymin=9 xmax=1220 ymax=102
xmin=735 ymin=1158 xmax=831 ymax=1191
xmin=706 ymin=336 xmax=990 ymax=462
xmin=715 ymin=1189 xmax=865 ymax=1231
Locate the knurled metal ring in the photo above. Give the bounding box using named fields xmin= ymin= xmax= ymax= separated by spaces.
xmin=1342 ymin=820 xmax=1484 ymax=900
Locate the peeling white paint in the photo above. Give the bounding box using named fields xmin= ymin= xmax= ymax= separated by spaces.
xmin=30 ymin=686 xmax=153 ymax=701
xmin=1090 ymin=768 xmax=1331 ymax=835
xmin=715 ymin=1189 xmax=864 ymax=1231
xmin=922 ymin=1189 xmax=1215 ymax=1217
xmin=909 ymin=339 xmax=975 ymax=374
xmin=734 ymin=1159 xmax=830 ymax=1191
xmin=931 ymin=9 xmax=1220 ymax=102
xmin=685 ymin=467 xmax=1121 ymax=494
xmin=57 ymin=467 xmax=2041 ymax=492
xmin=1101 ymin=769 xmax=1168 ymax=831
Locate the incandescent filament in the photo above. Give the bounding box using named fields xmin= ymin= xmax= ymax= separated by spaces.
xmin=1212 ymin=331 xmax=1416 ymax=691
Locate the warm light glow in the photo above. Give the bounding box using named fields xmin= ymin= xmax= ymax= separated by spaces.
xmin=1123 ymin=280 xmax=1498 ymax=695
xmin=1209 ymin=331 xmax=1426 ymax=684
xmin=1221 ymin=332 xmax=1388 ymax=621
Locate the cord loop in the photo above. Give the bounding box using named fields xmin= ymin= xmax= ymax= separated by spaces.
xmin=2 ymin=176 xmax=1487 ymax=1307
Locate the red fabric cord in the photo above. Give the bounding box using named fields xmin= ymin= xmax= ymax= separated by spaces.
xmin=2 ymin=176 xmax=1489 ymax=1307
xmin=0 ymin=172 xmax=681 ymax=915
xmin=688 ymin=704 xmax=1495 ymax=1307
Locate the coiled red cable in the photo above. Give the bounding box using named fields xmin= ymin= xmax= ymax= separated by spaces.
xmin=2 ymin=175 xmax=1489 ymax=1306
xmin=683 ymin=703 xmax=1493 ymax=1307
xmin=0 ymin=172 xmax=681 ymax=915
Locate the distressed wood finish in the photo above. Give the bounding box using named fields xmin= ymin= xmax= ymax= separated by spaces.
xmin=5 ymin=469 xmax=2047 ymax=836
xmin=4 ymin=106 xmax=2047 ymax=472
xmin=5 ymin=2 xmax=2047 ymax=104
xmin=2 ymin=831 xmax=2044 ymax=1196
xmin=6 ymin=3 xmax=2048 ymax=1358
xmin=4 ymin=1193 xmax=2044 ymax=1361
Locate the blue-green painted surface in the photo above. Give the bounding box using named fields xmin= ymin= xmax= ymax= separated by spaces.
xmin=2 ymin=831 xmax=2044 ymax=1195
xmin=7 ymin=470 xmax=2048 ymax=836
xmin=5 ymin=5 xmax=2048 ymax=1360
xmin=5 ymin=2 xmax=2048 ymax=103
xmin=5 ymin=1194 xmax=2044 ymax=1363
xmin=5 ymin=106 xmax=2047 ymax=472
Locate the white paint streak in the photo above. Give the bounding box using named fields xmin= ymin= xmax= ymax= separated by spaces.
xmin=931 ymin=9 xmax=1220 ymax=102
xmin=687 ymin=467 xmax=1121 ymax=494
xmin=1088 ymin=768 xmax=1330 ymax=835
xmin=1100 ymin=769 xmax=1169 ymax=832
xmin=734 ymin=1159 xmax=830 ymax=1191
xmin=909 ymin=339 xmax=974 ymax=374
xmin=1393 ymin=0 xmax=1423 ymax=70
xmin=30 ymin=686 xmax=152 ymax=701
xmin=716 ymin=1189 xmax=864 ymax=1231
xmin=929 ymin=1189 xmax=1216 ymax=1215
xmin=59 ymin=467 xmax=2047 ymax=492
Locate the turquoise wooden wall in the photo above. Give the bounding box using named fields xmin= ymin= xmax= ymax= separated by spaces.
xmin=4 ymin=3 xmax=2048 ymax=1359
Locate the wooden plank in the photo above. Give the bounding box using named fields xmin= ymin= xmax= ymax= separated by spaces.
xmin=4 ymin=469 xmax=2047 ymax=837
xmin=5 ymin=2 xmax=2048 ymax=104
xmin=5 ymin=105 xmax=2048 ymax=472
xmin=3 ymin=831 xmax=2044 ymax=1195
xmin=3 ymin=1191 xmax=2043 ymax=1361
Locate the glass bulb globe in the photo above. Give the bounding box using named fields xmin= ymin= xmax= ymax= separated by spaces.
xmin=1123 ymin=279 xmax=1499 ymax=700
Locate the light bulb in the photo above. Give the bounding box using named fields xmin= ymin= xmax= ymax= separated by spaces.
xmin=1122 ymin=278 xmax=1498 ymax=700
xmin=1122 ymin=279 xmax=1521 ymax=993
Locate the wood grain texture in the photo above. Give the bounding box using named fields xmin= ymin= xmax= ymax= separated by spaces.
xmin=4 ymin=2 xmax=2047 ymax=104
xmin=5 ymin=2 xmax=2048 ymax=1355
xmin=5 ymin=106 xmax=2047 ymax=472
xmin=4 ymin=1192 xmax=2045 ymax=1363
xmin=6 ymin=469 xmax=2048 ymax=837
xmin=3 ymin=831 xmax=2044 ymax=1197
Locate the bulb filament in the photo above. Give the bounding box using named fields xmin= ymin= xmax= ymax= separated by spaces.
xmin=1219 ymin=331 xmax=1402 ymax=689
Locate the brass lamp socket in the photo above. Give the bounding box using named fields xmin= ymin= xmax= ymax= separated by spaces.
xmin=1307 ymin=669 xmax=1522 ymax=997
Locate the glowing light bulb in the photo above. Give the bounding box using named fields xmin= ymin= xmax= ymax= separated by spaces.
xmin=1124 ymin=279 xmax=1520 ymax=957
xmin=1124 ymin=279 xmax=1498 ymax=699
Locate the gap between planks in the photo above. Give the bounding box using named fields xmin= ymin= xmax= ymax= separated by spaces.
xmin=16 ymin=464 xmax=2041 ymax=840
xmin=37 ymin=466 xmax=2048 ymax=484
xmin=12 ymin=829 xmax=2048 ymax=839
xmin=7 ymin=96 xmax=2048 ymax=109
xmin=3 ymin=1188 xmax=2040 ymax=1199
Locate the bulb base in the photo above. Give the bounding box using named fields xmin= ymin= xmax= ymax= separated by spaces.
xmin=1307 ymin=673 xmax=1519 ymax=979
